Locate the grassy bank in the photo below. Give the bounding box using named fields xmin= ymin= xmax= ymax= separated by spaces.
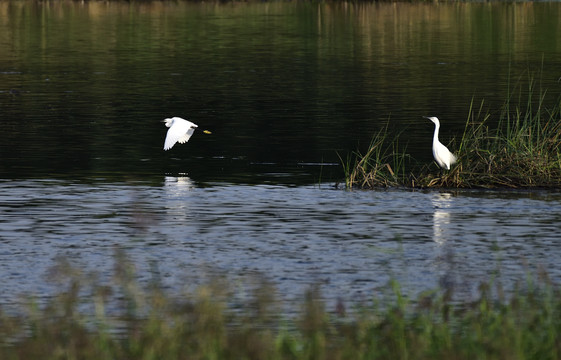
xmin=1 ymin=254 xmax=561 ymax=359
xmin=343 ymin=72 xmax=561 ymax=189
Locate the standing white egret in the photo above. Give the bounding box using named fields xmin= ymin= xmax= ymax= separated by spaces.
xmin=425 ymin=116 xmax=457 ymax=170
xmin=162 ymin=117 xmax=210 ymax=151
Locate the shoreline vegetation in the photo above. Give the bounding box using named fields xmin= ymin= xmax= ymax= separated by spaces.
xmin=1 ymin=253 xmax=560 ymax=359
xmin=342 ymin=71 xmax=561 ymax=190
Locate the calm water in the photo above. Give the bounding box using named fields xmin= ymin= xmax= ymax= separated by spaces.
xmin=1 ymin=1 xmax=561 ymax=310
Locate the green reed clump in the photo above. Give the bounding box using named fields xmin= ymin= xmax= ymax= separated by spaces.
xmin=2 ymin=253 xmax=561 ymax=360
xmin=340 ymin=126 xmax=411 ymax=189
xmin=449 ymin=80 xmax=561 ymax=188
xmin=343 ymin=71 xmax=561 ymax=189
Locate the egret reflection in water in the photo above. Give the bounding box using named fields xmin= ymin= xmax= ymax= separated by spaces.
xmin=431 ymin=192 xmax=454 ymax=245
xmin=164 ymin=176 xmax=195 ymax=197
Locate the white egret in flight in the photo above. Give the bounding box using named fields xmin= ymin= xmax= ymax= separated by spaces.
xmin=162 ymin=117 xmax=211 ymax=151
xmin=425 ymin=116 xmax=457 ymax=170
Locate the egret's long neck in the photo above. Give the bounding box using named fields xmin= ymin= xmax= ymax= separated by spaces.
xmin=433 ymin=122 xmax=440 ymax=145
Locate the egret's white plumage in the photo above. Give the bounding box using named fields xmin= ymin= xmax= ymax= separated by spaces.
xmin=163 ymin=117 xmax=198 ymax=151
xmin=425 ymin=116 xmax=457 ymax=170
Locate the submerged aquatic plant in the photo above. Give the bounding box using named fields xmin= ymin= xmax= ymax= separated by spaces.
xmin=343 ymin=69 xmax=561 ymax=189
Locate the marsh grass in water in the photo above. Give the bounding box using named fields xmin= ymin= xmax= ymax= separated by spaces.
xmin=1 ymin=252 xmax=561 ymax=359
xmin=343 ymin=70 xmax=561 ymax=189
xmin=339 ymin=125 xmax=411 ymax=189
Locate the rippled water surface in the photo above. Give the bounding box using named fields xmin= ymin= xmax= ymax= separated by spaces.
xmin=2 ymin=1 xmax=561 ymax=311
xmin=2 ymin=178 xmax=561 ymax=310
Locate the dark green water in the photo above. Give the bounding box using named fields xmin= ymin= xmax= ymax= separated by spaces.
xmin=1 ymin=1 xmax=561 ymax=183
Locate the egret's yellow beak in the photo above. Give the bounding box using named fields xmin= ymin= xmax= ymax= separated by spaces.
xmin=203 ymin=130 xmax=212 ymax=134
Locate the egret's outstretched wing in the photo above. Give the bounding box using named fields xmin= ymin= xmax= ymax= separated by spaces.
xmin=164 ymin=120 xmax=190 ymax=151
xmin=163 ymin=117 xmax=200 ymax=151
xmin=177 ymin=127 xmax=196 ymax=144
